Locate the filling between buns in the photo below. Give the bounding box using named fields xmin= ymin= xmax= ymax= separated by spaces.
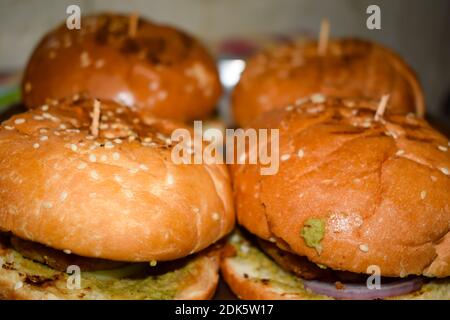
xmin=0 ymin=232 xmax=212 ymax=299
xmin=224 ymin=230 xmax=450 ymax=300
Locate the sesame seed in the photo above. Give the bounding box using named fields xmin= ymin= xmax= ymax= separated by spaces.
xmin=14 ymin=281 xmax=23 ymax=291
xmin=95 ymin=59 xmax=105 ymax=68
xmin=430 ymin=176 xmax=437 ymax=182
xmin=114 ymin=138 xmax=122 ymax=144
xmin=310 ymin=93 xmax=326 ymax=104
xmin=43 ymin=202 xmax=53 ymax=209
xmin=212 ymin=212 xmax=220 ymax=221
xmin=139 ymin=164 xmax=149 ymax=171
xmin=41 ymin=105 xmax=49 ymax=111
xmin=150 ymin=260 xmax=157 ymax=267
xmin=420 ymin=191 xmax=427 ymax=200
xmin=124 ymin=189 xmax=133 ymax=198
xmin=112 ymin=152 xmax=120 ymax=161
xmin=14 ymin=118 xmax=25 ymax=125
xmin=396 ymin=149 xmax=405 ymax=156
xmin=105 ymin=141 xmax=114 ymax=149
xmin=359 ymin=244 xmax=369 ymax=252
xmin=157 ymin=91 xmax=168 ymax=100
xmin=297 ymin=149 xmax=305 ymax=158
xmin=149 ymin=82 xmax=159 ymax=91
xmin=269 ymin=237 xmax=276 ymax=243
xmin=89 ymin=154 xmax=97 ymax=163
xmin=440 ymin=168 xmax=449 ymax=176
xmin=60 ymin=191 xmax=68 ymax=202
xmin=129 ymin=168 xmax=139 ymax=174
xmin=281 ymin=154 xmax=291 ymax=161
xmin=59 ymin=124 xmax=67 ymax=130
xmin=114 ymin=175 xmax=123 ymax=183
xmin=70 ymin=144 xmax=78 ymax=152
xmin=193 ymin=207 xmax=200 ymax=213
xmin=285 ymin=105 xmax=294 ymax=111
xmin=77 ymin=162 xmax=87 ymax=170
xmin=4 ymin=125 xmax=14 ymax=130
xmin=63 ymin=249 xmax=71 ymax=255
xmin=33 ymin=143 xmax=40 ymax=149
xmin=90 ymin=170 xmax=99 ymax=180
xmin=295 ymin=97 xmax=308 ymax=106
xmin=100 ymin=155 xmax=107 ymax=162
xmin=80 ymin=51 xmax=91 ymax=67
xmin=438 ymin=145 xmax=448 ymax=152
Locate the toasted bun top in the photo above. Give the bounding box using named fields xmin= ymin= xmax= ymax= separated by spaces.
xmin=0 ymin=97 xmax=234 ymax=262
xmin=232 ymin=38 xmax=425 ymax=126
xmin=22 ymin=13 xmax=221 ymax=121
xmin=232 ymin=96 xmax=449 ymax=277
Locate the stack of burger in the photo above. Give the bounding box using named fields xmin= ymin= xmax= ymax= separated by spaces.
xmin=0 ymin=14 xmax=234 ymax=299
xmin=0 ymin=12 xmax=448 ymax=300
xmin=222 ymin=39 xmax=450 ymax=299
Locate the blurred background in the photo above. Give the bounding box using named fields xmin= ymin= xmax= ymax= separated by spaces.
xmin=0 ymin=0 xmax=449 ymax=122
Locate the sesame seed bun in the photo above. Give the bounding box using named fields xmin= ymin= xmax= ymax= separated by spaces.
xmin=232 ymin=38 xmax=425 ymax=126
xmin=22 ymin=13 xmax=221 ymax=122
xmin=232 ymin=96 xmax=449 ymax=277
xmin=0 ymin=97 xmax=234 ymax=262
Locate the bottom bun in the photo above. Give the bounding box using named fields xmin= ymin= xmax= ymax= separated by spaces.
xmin=221 ymin=231 xmax=450 ymax=300
xmin=0 ymin=237 xmax=220 ymax=300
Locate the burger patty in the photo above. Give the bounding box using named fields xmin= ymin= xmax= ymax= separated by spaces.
xmin=9 ymin=235 xmax=127 ymax=272
xmin=257 ymin=239 xmax=332 ymax=280
xmin=258 ymin=239 xmax=370 ymax=283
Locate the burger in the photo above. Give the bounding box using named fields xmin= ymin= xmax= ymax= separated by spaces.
xmin=0 ymin=96 xmax=234 ymax=299
xmin=21 ymin=13 xmax=222 ymax=122
xmin=222 ymin=95 xmax=449 ymax=299
xmin=232 ymin=39 xmax=425 ymax=127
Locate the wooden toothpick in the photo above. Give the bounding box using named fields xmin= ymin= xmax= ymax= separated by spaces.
xmin=375 ymin=94 xmax=390 ymax=121
xmin=90 ymin=99 xmax=101 ymax=138
xmin=318 ymin=18 xmax=330 ymax=56
xmin=128 ymin=12 xmax=138 ymax=38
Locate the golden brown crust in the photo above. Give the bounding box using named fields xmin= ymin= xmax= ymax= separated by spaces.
xmin=0 ymin=97 xmax=234 ymax=262
xmin=232 ymin=38 xmax=425 ymax=126
xmin=232 ymin=96 xmax=449 ymax=277
xmin=22 ymin=13 xmax=221 ymax=121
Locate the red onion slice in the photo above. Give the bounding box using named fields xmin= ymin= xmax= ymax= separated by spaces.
xmin=303 ymin=278 xmax=424 ymax=300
